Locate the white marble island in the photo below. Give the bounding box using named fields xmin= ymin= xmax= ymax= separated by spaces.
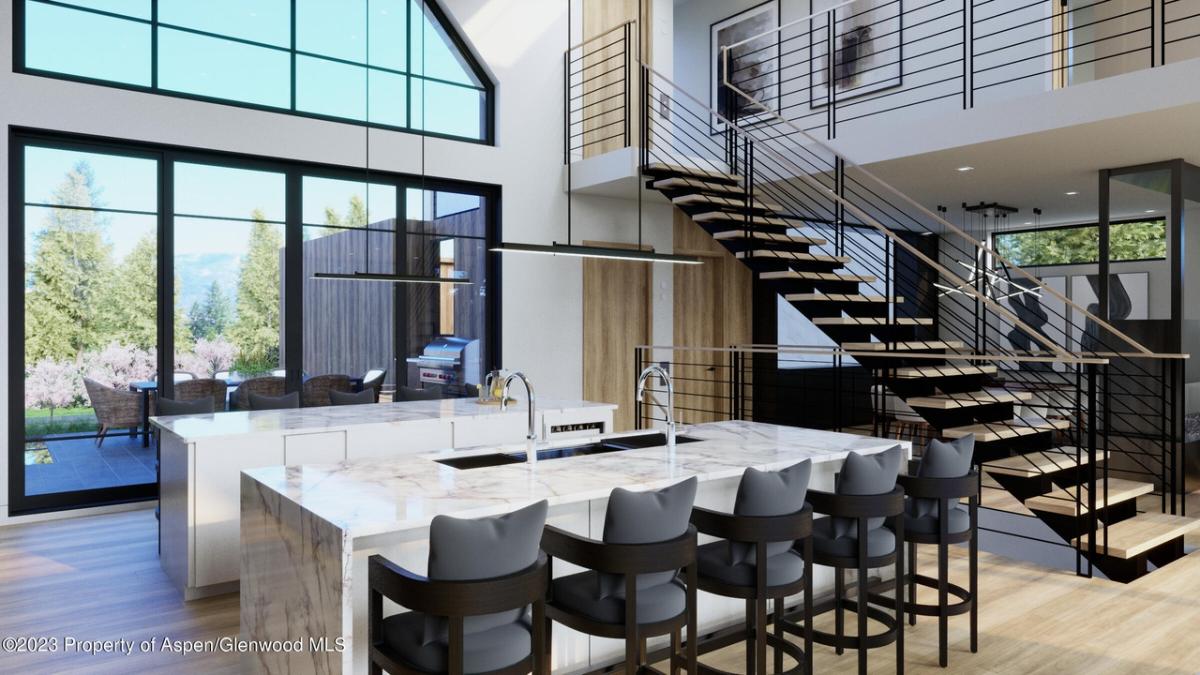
xmin=239 ymin=420 xmax=907 ymax=674
xmin=156 ymin=398 xmax=614 ymax=599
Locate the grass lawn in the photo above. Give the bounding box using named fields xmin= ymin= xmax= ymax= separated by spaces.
xmin=26 ymin=406 xmax=93 ymax=418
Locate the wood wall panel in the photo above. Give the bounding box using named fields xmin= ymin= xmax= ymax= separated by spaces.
xmin=672 ymin=210 xmax=753 ymax=423
xmin=583 ymin=242 xmax=652 ymax=432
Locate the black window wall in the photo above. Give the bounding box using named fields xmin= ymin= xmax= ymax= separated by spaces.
xmin=8 ymin=129 xmax=501 ymax=515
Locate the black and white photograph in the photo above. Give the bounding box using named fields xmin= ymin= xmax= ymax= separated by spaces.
xmin=710 ymin=1 xmax=780 ymax=133
xmin=809 ymin=0 xmax=903 ymax=107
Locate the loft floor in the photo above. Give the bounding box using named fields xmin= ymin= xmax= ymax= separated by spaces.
xmin=1 ymin=508 xmax=1198 ymax=673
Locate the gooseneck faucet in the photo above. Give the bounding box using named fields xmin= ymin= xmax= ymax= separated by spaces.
xmin=500 ymin=372 xmax=538 ymax=443
xmin=636 ymin=364 xmax=675 ymax=447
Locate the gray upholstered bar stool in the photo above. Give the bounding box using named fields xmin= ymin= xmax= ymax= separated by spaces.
xmin=899 ymin=435 xmax=979 ymax=668
xmin=368 ymin=501 xmax=551 ymax=675
xmin=692 ymin=461 xmax=814 ymax=675
xmin=542 ymin=477 xmax=699 ymax=673
xmin=808 ymin=446 xmax=906 ymax=675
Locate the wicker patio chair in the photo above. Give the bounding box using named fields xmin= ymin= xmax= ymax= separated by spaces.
xmin=174 ymin=378 xmax=228 ymax=412
xmin=302 ymin=374 xmax=353 ymax=407
xmin=232 ymin=376 xmax=287 ymax=411
xmin=83 ymin=377 xmax=145 ymax=447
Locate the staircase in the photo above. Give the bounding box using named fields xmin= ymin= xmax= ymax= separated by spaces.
xmin=566 ymin=25 xmax=1192 ymax=581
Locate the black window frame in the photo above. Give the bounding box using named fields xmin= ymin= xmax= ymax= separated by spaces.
xmin=991 ymin=217 xmax=1169 ymax=268
xmin=8 ymin=127 xmax=503 ymax=516
xmin=11 ymin=0 xmax=497 ymax=145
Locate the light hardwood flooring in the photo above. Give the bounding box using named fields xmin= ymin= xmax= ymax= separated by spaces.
xmin=3 ymin=508 xmax=1200 ymax=674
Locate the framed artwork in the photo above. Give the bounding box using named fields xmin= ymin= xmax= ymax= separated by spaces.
xmin=1070 ymin=272 xmax=1148 ymax=352
xmin=809 ymin=0 xmax=903 ymax=108
xmin=1003 ymin=276 xmax=1067 ymax=372
xmin=710 ymin=1 xmax=780 ymax=134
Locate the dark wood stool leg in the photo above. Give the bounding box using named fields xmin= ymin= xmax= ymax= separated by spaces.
xmin=858 ymin=549 xmax=869 ymax=675
xmin=687 ymin=563 xmax=699 ymax=673
xmin=774 ymin=598 xmax=784 ymax=674
xmin=756 ymin=595 xmax=768 ymax=675
xmin=369 ymin=660 xmax=382 ymax=675
xmin=970 ymin=501 xmax=979 ymax=654
xmin=533 ymin=600 xmax=547 ymax=675
xmin=805 ymin=537 xmax=814 ymax=675
xmin=835 ymin=567 xmax=845 ymax=656
xmin=908 ymin=541 xmax=917 ymax=626
xmin=896 ymin=528 xmax=905 ymax=675
xmin=671 ymin=627 xmax=681 ymax=675
xmin=938 ymin=536 xmax=949 ymax=667
xmin=625 ymin=576 xmax=640 ymax=672
xmin=745 ymin=599 xmax=755 ymax=675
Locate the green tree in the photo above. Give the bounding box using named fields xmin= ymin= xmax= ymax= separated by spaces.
xmin=321 ymin=194 xmax=368 ymax=235
xmin=189 ymin=280 xmax=233 ymax=342
xmin=24 ymin=161 xmax=114 ymax=363
xmin=229 ymin=210 xmax=282 ymax=373
xmin=96 ymin=234 xmax=158 ymax=351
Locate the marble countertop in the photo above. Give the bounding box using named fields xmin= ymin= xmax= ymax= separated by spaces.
xmin=152 ymin=397 xmax=616 ymax=441
xmin=243 ymin=420 xmax=907 ymax=539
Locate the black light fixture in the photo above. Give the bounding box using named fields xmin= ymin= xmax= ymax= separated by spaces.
xmin=313 ymin=0 xmax=470 ymax=285
xmin=490 ymin=0 xmax=703 ymax=267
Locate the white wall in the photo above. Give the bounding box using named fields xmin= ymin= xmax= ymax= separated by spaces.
xmin=0 ymin=0 xmax=677 ymax=517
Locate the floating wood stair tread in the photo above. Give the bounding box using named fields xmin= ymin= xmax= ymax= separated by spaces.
xmin=652 ymin=177 xmax=746 ymax=195
xmin=841 ymin=340 xmax=966 ymax=351
xmin=673 ymin=194 xmax=784 ymax=211
xmin=712 ymin=230 xmax=826 ymax=246
xmin=1074 ymin=513 xmax=1200 ymax=559
xmin=736 ymin=250 xmax=851 ymax=264
xmin=760 ymin=269 xmax=875 ymax=283
xmin=983 ymin=447 xmax=1105 ymax=478
xmin=1026 ymin=478 xmax=1155 ymax=516
xmin=942 ymin=417 xmax=1069 ymax=442
xmin=811 ymin=316 xmax=934 ymax=326
xmin=894 ymin=365 xmax=998 ymax=379
xmin=645 ymin=163 xmax=742 ymax=183
xmin=907 ymin=390 xmax=1032 ymax=410
xmin=786 ymin=293 xmax=904 ymax=303
xmin=693 ymin=212 xmax=807 ymax=228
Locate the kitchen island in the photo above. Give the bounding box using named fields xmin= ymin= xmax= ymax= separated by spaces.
xmin=239 ymin=420 xmax=908 ymax=674
xmin=156 ymin=398 xmax=614 ymax=599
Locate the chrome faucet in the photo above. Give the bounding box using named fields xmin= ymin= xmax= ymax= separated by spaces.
xmin=500 ymin=372 xmax=538 ymax=443
xmin=636 ymin=364 xmax=676 ymax=447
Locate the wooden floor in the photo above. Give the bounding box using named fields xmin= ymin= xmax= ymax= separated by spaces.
xmin=3 ymin=508 xmax=1200 ymax=674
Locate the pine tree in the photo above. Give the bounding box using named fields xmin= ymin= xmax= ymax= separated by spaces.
xmin=24 ymin=161 xmax=114 ymax=363
xmin=321 ymin=194 xmax=368 ymax=235
xmin=189 ymin=280 xmax=233 ymax=342
xmin=229 ymin=210 xmax=283 ymax=373
xmin=96 ymin=234 xmax=158 ymax=351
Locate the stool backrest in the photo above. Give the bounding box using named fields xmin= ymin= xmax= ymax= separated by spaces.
xmin=600 ymin=477 xmax=697 ymax=596
xmin=834 ymin=446 xmax=903 ymax=537
xmin=911 ymin=434 xmax=975 ymax=518
xmin=730 ymin=460 xmax=811 ymax=563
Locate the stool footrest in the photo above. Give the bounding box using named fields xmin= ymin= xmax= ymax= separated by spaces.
xmin=895 ymin=574 xmax=973 ymax=617
xmin=808 ymin=601 xmax=899 ymax=651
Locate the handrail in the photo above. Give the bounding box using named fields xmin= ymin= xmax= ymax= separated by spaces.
xmin=635 ymin=343 xmax=1109 ymax=366
xmin=715 ymin=45 xmax=1155 ymax=356
xmin=639 ymin=60 xmax=1072 ymax=359
xmin=722 ymin=0 xmax=855 ymax=52
xmin=565 ymin=19 xmax=636 ymax=56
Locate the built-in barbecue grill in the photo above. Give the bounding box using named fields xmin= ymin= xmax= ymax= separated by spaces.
xmin=405 ymin=337 xmax=481 ymax=394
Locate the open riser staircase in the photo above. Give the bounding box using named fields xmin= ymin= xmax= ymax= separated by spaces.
xmin=565 ymin=25 xmax=1193 ymax=581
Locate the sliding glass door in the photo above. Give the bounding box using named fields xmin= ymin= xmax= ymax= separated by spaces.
xmin=9 ymin=132 xmax=500 ymax=514
xmin=14 ymin=142 xmax=161 ymax=509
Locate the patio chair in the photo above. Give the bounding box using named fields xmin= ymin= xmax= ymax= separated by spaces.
xmin=174 ymin=378 xmax=228 ymax=412
xmin=301 ymin=374 xmax=353 ymax=407
xmin=232 ymin=376 xmax=287 ymax=411
xmin=83 ymin=377 xmax=144 ymax=447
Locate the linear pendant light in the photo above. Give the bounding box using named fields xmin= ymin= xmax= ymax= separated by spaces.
xmin=313 ymin=0 xmax=470 ymax=285
xmin=490 ymin=0 xmax=702 ymax=267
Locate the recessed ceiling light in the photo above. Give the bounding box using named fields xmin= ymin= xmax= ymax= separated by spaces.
xmin=1024 ymin=221 xmax=1033 ymax=225
xmin=956 ymin=166 xmax=974 ymax=172
xmin=1145 ymin=209 xmax=1157 ymax=213
xmin=1065 ymin=191 xmax=1078 ymax=196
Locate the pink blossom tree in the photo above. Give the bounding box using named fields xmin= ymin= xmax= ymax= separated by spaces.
xmin=25 ymin=359 xmax=82 ymax=419
xmin=176 ymin=337 xmax=237 ymax=378
xmin=83 ymin=342 xmax=157 ymax=389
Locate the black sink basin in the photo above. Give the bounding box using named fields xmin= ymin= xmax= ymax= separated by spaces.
xmin=434 ymin=433 xmax=704 ymax=470
xmin=600 ymin=432 xmax=703 ymax=450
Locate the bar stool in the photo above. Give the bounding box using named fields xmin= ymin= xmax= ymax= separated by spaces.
xmin=691 ymin=461 xmax=814 ymax=674
xmin=367 ymin=501 xmax=550 ymax=675
xmin=542 ymin=477 xmax=699 ymax=673
xmin=899 ymin=435 xmax=979 ymax=668
xmin=809 ymin=446 xmax=906 ymax=675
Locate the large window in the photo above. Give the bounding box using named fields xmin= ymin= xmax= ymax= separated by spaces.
xmin=10 ymin=133 xmax=500 ymax=515
xmin=993 ymin=219 xmax=1168 ymax=267
xmin=18 ymin=0 xmax=493 ymax=142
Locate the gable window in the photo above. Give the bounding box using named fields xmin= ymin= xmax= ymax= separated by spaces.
xmin=17 ymin=0 xmax=493 ymax=143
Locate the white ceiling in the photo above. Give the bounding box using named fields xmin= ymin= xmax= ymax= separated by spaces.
xmin=859 ymin=101 xmax=1200 ymax=228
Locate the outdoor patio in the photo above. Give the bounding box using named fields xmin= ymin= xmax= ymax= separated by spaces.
xmin=24 ymin=434 xmax=155 ymax=496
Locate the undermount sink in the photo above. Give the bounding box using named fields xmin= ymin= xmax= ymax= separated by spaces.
xmin=434 ymin=432 xmax=703 ymax=470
